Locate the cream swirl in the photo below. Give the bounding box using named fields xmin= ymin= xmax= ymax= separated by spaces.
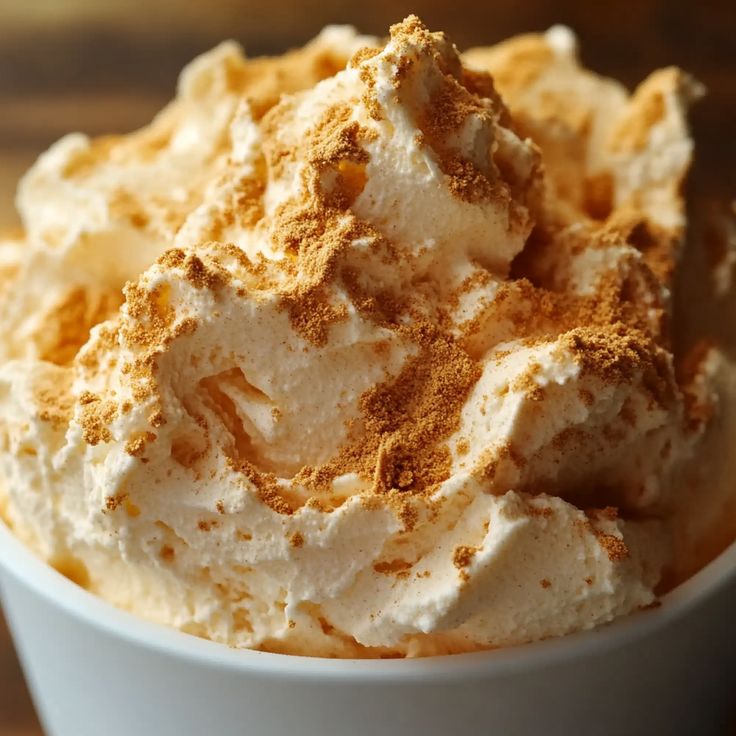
xmin=0 ymin=16 xmax=722 ymax=656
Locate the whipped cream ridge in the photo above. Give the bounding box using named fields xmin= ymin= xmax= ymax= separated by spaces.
xmin=0 ymin=17 xmax=730 ymax=657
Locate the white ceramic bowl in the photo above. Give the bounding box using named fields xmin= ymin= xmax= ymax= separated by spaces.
xmin=1 ymin=520 xmax=735 ymax=736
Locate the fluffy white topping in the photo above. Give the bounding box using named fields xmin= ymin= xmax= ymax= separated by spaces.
xmin=0 ymin=17 xmax=721 ymax=657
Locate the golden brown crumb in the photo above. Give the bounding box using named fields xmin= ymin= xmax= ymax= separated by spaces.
xmin=373 ymin=559 xmax=413 ymax=575
xmin=198 ymin=520 xmax=220 ymax=532
xmin=105 ymin=494 xmax=126 ymax=512
xmin=78 ymin=391 xmax=117 ymax=446
xmin=125 ymin=431 xmax=157 ymax=457
xmin=596 ymin=533 xmax=629 ymax=561
xmin=453 ymin=545 xmax=478 ymax=569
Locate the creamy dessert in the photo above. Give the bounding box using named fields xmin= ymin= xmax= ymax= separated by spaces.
xmin=1 ymin=16 xmax=734 ymax=657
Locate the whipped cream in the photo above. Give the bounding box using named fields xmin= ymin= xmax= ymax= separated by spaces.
xmin=0 ymin=17 xmax=725 ymax=657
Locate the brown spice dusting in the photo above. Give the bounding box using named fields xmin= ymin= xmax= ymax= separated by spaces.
xmin=478 ymin=248 xmax=670 ymax=363
xmin=596 ymin=532 xmax=630 ymax=561
xmin=149 ymin=409 xmax=166 ymax=428
xmin=498 ymin=442 xmax=526 ymax=469
xmin=105 ymin=494 xmax=126 ymax=511
xmin=173 ymin=317 xmax=199 ymax=338
xmin=525 ymin=503 xmax=554 ymax=518
xmin=281 ymin=287 xmax=348 ymax=347
xmin=111 ymin=253 xmax=231 ymax=451
xmin=156 ymin=248 xmax=187 ymax=269
xmin=340 ymin=267 xmax=406 ymax=328
xmin=587 ymin=506 xmax=619 ymax=521
xmin=396 ymin=470 xmax=414 ymax=488
xmin=160 ymin=545 xmax=175 ymax=562
xmin=398 ymin=500 xmax=419 ymax=532
xmin=453 ymin=544 xmax=478 ymax=569
xmin=78 ymin=391 xmax=117 ymax=446
xmin=34 ymin=371 xmax=75 ymax=429
xmin=308 ymin=104 xmax=370 ymax=170
xmin=349 ymin=46 xmax=381 ymax=68
xmin=198 ymin=520 xmax=220 ymax=532
xmin=259 ymin=80 xmax=487 ymax=495
xmin=231 ymin=458 xmax=295 ymax=515
xmin=121 ymin=280 xmax=174 ymax=348
xmin=35 ymin=16 xmax=701 ymax=577
xmin=414 ymin=69 xmax=496 ymax=204
xmin=359 ymin=63 xmax=384 ymax=122
xmin=562 ymin=326 xmax=674 ymax=407
xmin=540 ymin=578 xmax=552 ymax=589
xmin=76 ymin=322 xmax=120 ymax=376
xmin=264 ymin=99 xmax=380 ymax=346
xmin=183 ymin=253 xmax=229 ymax=291
xmin=373 ymin=558 xmax=413 ymax=574
xmin=511 ymin=363 xmax=545 ymax=401
xmin=125 ymin=431 xmax=157 ymax=457
xmin=305 ymin=326 xmax=480 ymax=496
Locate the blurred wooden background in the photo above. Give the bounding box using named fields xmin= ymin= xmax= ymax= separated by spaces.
xmin=1 ymin=0 xmax=734 ymax=227
xmin=0 ymin=0 xmax=734 ymax=733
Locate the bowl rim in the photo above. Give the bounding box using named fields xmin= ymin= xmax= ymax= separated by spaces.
xmin=1 ymin=518 xmax=735 ymax=682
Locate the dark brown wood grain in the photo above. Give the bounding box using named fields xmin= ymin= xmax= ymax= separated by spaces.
xmin=0 ymin=611 xmax=42 ymax=736
xmin=0 ymin=1 xmax=733 ymax=734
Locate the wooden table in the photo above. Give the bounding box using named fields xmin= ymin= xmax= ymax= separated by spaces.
xmin=0 ymin=612 xmax=41 ymax=736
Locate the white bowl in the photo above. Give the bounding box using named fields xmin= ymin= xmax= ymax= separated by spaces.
xmin=1 ymin=519 xmax=735 ymax=736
